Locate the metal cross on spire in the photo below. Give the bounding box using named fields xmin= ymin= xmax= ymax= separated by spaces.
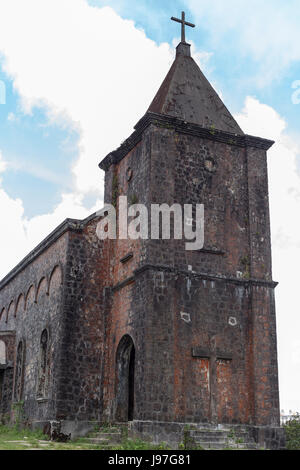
xmin=171 ymin=11 xmax=195 ymax=44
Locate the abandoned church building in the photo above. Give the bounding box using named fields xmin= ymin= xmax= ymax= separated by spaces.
xmin=0 ymin=15 xmax=285 ymax=449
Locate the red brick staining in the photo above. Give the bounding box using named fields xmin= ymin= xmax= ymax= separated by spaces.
xmin=0 ymin=331 xmax=15 ymax=416
xmin=36 ymin=278 xmax=47 ymax=303
xmin=0 ymin=39 xmax=285 ymax=448
xmin=0 ymin=226 xmax=68 ymax=423
xmin=15 ymin=294 xmax=25 ymax=318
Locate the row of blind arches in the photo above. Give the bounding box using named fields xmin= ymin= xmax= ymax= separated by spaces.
xmin=0 ymin=265 xmax=63 ymax=325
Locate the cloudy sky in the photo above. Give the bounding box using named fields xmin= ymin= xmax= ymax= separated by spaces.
xmin=0 ymin=0 xmax=299 ymax=412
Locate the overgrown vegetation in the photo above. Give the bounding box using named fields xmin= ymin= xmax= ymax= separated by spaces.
xmin=240 ymin=255 xmax=251 ymax=279
xmin=0 ymin=424 xmax=171 ymax=451
xmin=11 ymin=401 xmax=25 ymax=430
xmin=0 ymin=424 xmax=49 ymax=450
xmin=129 ymin=193 xmax=139 ymax=206
xmin=112 ymin=174 xmax=119 ymax=208
xmin=284 ymin=414 xmax=300 ymax=450
xmin=179 ymin=425 xmax=203 ymax=450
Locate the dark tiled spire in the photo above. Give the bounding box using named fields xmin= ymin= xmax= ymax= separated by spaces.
xmin=148 ymin=15 xmax=243 ymax=134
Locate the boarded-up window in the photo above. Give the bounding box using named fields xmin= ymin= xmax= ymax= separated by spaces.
xmin=14 ymin=341 xmax=25 ymax=401
xmin=49 ymin=266 xmax=62 ymax=295
xmin=36 ymin=278 xmax=47 ymax=302
xmin=37 ymin=330 xmax=49 ymax=399
xmin=193 ymin=357 xmax=211 ymax=421
xmin=216 ymin=359 xmax=234 ymax=423
xmin=25 ymin=286 xmax=35 ymax=310
xmin=0 ymin=341 xmax=6 ymax=364
xmin=16 ymin=295 xmax=25 ymax=317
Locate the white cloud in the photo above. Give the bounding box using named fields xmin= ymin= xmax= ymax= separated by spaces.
xmin=0 ymin=188 xmax=28 ymax=277
xmin=292 ymin=340 xmax=300 ymax=367
xmin=23 ymin=192 xmax=102 ymax=248
xmin=0 ymin=151 xmax=7 ymax=173
xmin=186 ymin=0 xmax=300 ymax=85
xmin=0 ymin=0 xmax=174 ymax=194
xmin=7 ymin=112 xmax=16 ymax=122
xmin=0 ymin=0 xmax=176 ymax=277
xmin=235 ymin=97 xmax=300 ymax=411
xmin=0 ymin=188 xmax=102 ymax=280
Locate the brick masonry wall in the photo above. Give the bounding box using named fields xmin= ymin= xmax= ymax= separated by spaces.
xmin=0 ymin=333 xmax=15 ymax=415
xmin=0 ymin=117 xmax=281 ymax=432
xmin=105 ymin=269 xmax=252 ymax=424
xmin=55 ymin=218 xmax=110 ymax=422
xmin=146 ymin=125 xmax=250 ymax=276
xmin=101 ymin=122 xmax=280 ymax=427
xmin=0 ymin=234 xmax=68 ymax=423
xmin=102 ymin=129 xmax=152 ymax=421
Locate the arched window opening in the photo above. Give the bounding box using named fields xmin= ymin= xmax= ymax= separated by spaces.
xmin=14 ymin=341 xmax=25 ymax=402
xmin=115 ymin=335 xmax=135 ymax=422
xmin=0 ymin=340 xmax=6 ymax=365
xmin=0 ymin=340 xmax=6 ymax=405
xmin=37 ymin=329 xmax=49 ymax=399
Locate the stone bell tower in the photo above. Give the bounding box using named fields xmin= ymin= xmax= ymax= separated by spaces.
xmin=98 ymin=12 xmax=284 ymax=449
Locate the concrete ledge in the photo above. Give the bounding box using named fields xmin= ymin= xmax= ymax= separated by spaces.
xmin=99 ymin=112 xmax=274 ymax=171
xmin=250 ymin=425 xmax=286 ymax=450
xmin=128 ymin=420 xmax=286 ymax=450
xmin=133 ymin=264 xmax=278 ymax=289
xmin=30 ymin=419 xmax=286 ymax=449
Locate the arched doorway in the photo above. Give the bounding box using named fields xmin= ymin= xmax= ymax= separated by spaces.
xmin=115 ymin=335 xmax=135 ymax=422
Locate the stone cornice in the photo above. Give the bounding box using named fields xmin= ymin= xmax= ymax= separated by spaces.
xmin=112 ymin=276 xmax=135 ymax=293
xmin=0 ymin=213 xmax=100 ymax=291
xmin=133 ymin=264 xmax=278 ymax=289
xmin=110 ymin=263 xmax=278 ymax=292
xmin=99 ymin=112 xmax=275 ymax=171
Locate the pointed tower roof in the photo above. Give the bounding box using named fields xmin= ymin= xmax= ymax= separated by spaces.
xmin=99 ymin=14 xmax=276 ymax=172
xmin=148 ymin=42 xmax=244 ymax=135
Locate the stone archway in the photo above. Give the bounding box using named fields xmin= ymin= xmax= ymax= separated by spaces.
xmin=115 ymin=335 xmax=135 ymax=422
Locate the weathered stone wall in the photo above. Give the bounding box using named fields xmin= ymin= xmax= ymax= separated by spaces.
xmin=102 ymin=127 xmax=157 ymax=421
xmin=101 ymin=121 xmax=280 ymax=428
xmin=245 ymin=144 xmax=280 ymax=426
xmin=55 ymin=217 xmax=109 ymax=422
xmin=145 ymin=125 xmax=250 ymax=276
xmin=0 ymin=113 xmax=281 ymax=437
xmin=0 ymin=332 xmax=15 ymax=416
xmin=0 ymin=215 xmax=114 ymax=428
xmin=103 ymin=267 xmax=252 ymax=424
xmin=0 ymin=233 xmax=68 ymax=423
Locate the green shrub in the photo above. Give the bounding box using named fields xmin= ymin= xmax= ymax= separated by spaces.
xmin=284 ymin=414 xmax=300 ymax=450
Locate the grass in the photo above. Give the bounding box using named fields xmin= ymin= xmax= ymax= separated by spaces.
xmin=0 ymin=423 xmax=261 ymax=451
xmin=113 ymin=438 xmax=170 ymax=451
xmin=0 ymin=424 xmax=172 ymax=451
xmin=0 ymin=425 xmax=104 ymax=450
